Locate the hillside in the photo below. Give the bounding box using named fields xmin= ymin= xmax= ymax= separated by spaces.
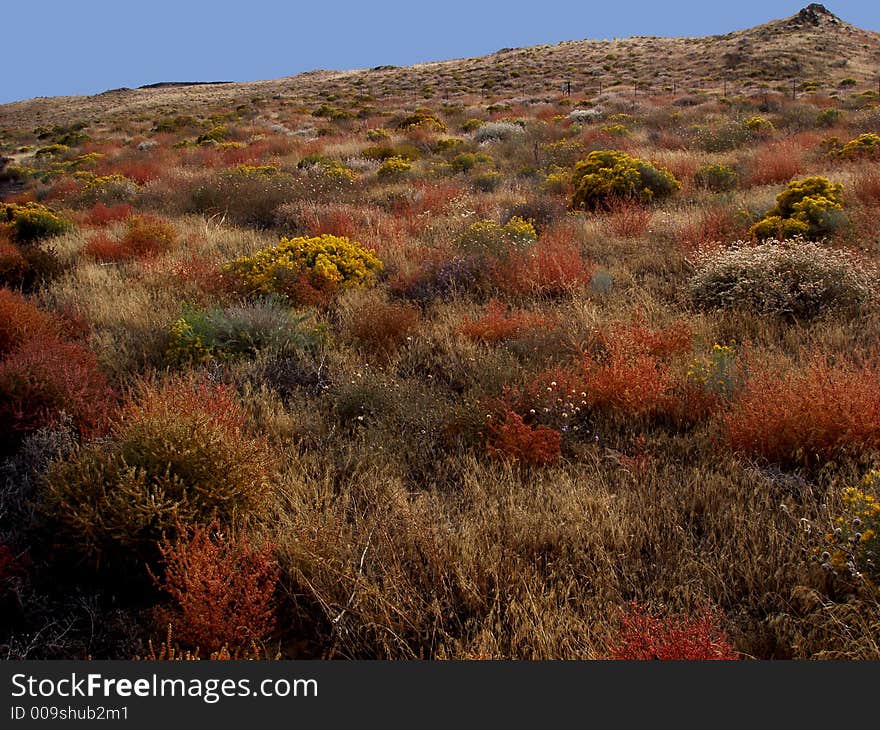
xmin=1 ymin=4 xmax=878 ymax=130
xmin=2 ymin=5 xmax=880 ymax=661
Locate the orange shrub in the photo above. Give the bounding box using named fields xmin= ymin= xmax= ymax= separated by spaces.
xmin=347 ymin=299 xmax=419 ymax=357
xmin=121 ymin=215 xmax=177 ymax=258
xmin=154 ymin=522 xmax=279 ymax=653
xmin=0 ymin=288 xmax=62 ymax=356
xmin=600 ymin=316 xmax=693 ymax=360
xmin=0 ymin=239 xmax=30 ymax=288
xmin=494 ymin=241 xmax=593 ymax=297
xmin=85 ymin=202 xmax=133 ymax=226
xmin=604 ymin=198 xmax=652 ymax=238
xmin=459 ymin=299 xmax=549 ymax=343
xmin=745 ymin=140 xmax=805 ymax=187
xmin=852 ymin=168 xmax=880 ymax=208
xmin=0 ymin=336 xmax=112 ymax=444
xmin=486 ymin=408 xmax=562 ymax=466
xmin=83 ymin=233 xmax=129 ymax=262
xmin=581 ymin=342 xmax=676 ymax=421
xmin=724 ymin=350 xmax=880 ymax=463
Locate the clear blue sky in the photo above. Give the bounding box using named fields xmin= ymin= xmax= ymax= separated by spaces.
xmin=2 ymin=1 xmax=878 ymax=104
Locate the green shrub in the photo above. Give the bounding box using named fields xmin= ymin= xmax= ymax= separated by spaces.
xmin=40 ymin=380 xmax=274 ymax=567
xmin=571 ymin=150 xmax=680 ymax=210
xmin=165 ymin=302 xmax=324 ymax=366
xmin=816 ymin=109 xmax=842 ymax=128
xmin=693 ymin=163 xmax=738 ymax=192
xmin=749 ymin=176 xmax=845 ymax=239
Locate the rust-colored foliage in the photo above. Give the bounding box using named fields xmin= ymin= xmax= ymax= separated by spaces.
xmin=0 ymin=336 xmax=112 ymax=441
xmin=0 ymin=288 xmax=62 ymax=355
xmin=121 ymin=215 xmax=177 ymax=258
xmin=154 ymin=522 xmax=279 ymax=654
xmin=347 ymin=300 xmax=419 ymax=357
xmin=486 ymin=408 xmax=562 ymax=466
xmin=83 ymin=233 xmax=129 ymax=262
xmin=494 ymin=241 xmax=593 ymax=296
xmin=746 ymin=140 xmax=805 ymax=186
xmin=724 ymin=350 xmax=880 ymax=463
xmin=85 ymin=203 xmax=133 ymax=226
xmin=607 ymin=603 xmax=738 ymax=660
xmin=459 ymin=299 xmax=549 ymax=343
xmin=605 ymin=198 xmax=652 ymax=238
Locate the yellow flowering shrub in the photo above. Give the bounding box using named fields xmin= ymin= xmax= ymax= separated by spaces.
xmin=223 ymin=234 xmax=383 ymax=301
xmin=457 ymin=216 xmax=537 ymax=258
xmin=744 ymin=116 xmax=775 ymax=135
xmin=377 ymin=156 xmax=412 ymax=179
xmin=2 ymin=202 xmax=72 ymax=242
xmin=749 ymin=176 xmax=844 ymax=239
xmin=686 ymin=344 xmax=737 ymax=399
xmin=838 ymin=132 xmax=880 ymax=159
xmin=820 ymin=472 xmax=880 ymax=583
xmin=571 ymin=150 xmax=680 ymax=210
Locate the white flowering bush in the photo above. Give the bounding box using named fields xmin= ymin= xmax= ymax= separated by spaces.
xmin=688 ymin=239 xmax=877 ymax=319
xmin=473 ymin=121 xmax=525 ymax=144
xmin=567 ymin=108 xmax=604 ymax=124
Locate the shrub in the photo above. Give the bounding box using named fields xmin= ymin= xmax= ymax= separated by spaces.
xmin=224 ymin=234 xmax=383 ymax=304
xmin=121 ymin=215 xmax=177 ymax=258
xmin=85 ymin=203 xmax=133 ymax=226
xmin=396 ymin=107 xmax=445 ymax=132
xmin=376 ymin=156 xmax=412 ymax=179
xmin=723 ymin=351 xmax=880 ymax=463
xmin=83 ymin=233 xmax=129 ymax=262
xmin=154 ymin=522 xmax=279 ymax=653
xmin=493 ymin=240 xmax=593 ymax=297
xmin=2 ymin=203 xmax=72 ymax=243
xmin=688 ymin=240 xmax=876 ymax=319
xmin=459 ymin=299 xmax=548 ymax=343
xmin=0 ymin=289 xmax=62 ymax=356
xmin=345 ymin=300 xmax=419 ymax=358
xmin=0 ymin=337 xmax=111 ymax=450
xmin=749 ymin=176 xmax=845 ymax=239
xmin=472 ymin=121 xmax=524 ymax=144
xmin=570 ymin=150 xmax=680 ymax=210
xmin=607 ymin=603 xmax=738 ymax=660
xmin=41 ymin=379 xmax=274 ymax=565
xmin=693 ymin=163 xmax=739 ymax=192
xmin=388 ymin=256 xmax=486 ymax=304
xmin=839 ymin=132 xmax=880 ymax=159
xmin=486 ymin=408 xmax=561 ymax=466
xmin=165 ymin=302 xmax=323 ymax=366
xmin=457 ymin=217 xmax=537 ymax=259
xmin=743 ymin=116 xmax=775 ymax=135
xmin=819 ymin=472 xmax=880 ymax=584
xmin=686 ymin=344 xmax=738 ymax=401
xmin=0 ymin=238 xmax=29 ymax=287
xmin=604 ymin=199 xmax=652 ymax=238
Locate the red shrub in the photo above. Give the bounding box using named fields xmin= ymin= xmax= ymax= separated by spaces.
xmin=581 ymin=343 xmax=675 ymax=420
xmin=607 ymin=603 xmax=738 ymax=660
xmin=679 ymin=206 xmax=742 ymax=250
xmin=852 ymin=168 xmax=880 ymax=208
xmin=0 ymin=238 xmax=29 ymax=287
xmin=745 ymin=140 xmax=804 ymax=187
xmin=600 ymin=316 xmax=693 ymax=360
xmin=154 ymin=522 xmax=279 ymax=653
xmin=486 ymin=408 xmax=562 ymax=466
xmin=0 ymin=288 xmax=61 ymax=356
xmin=167 ymin=254 xmax=229 ymax=300
xmin=121 ymin=215 xmax=177 ymax=258
xmin=0 ymin=336 xmax=112 ymax=442
xmin=494 ymin=241 xmax=593 ymax=296
xmin=347 ymin=299 xmax=419 ymax=357
xmin=102 ymin=158 xmax=162 ymax=185
xmin=459 ymin=299 xmax=549 ymax=343
xmin=604 ymin=198 xmax=652 ymax=239
xmin=83 ymin=233 xmax=129 ymax=262
xmin=85 ymin=203 xmax=133 ymax=226
xmin=723 ymin=350 xmax=880 ymax=464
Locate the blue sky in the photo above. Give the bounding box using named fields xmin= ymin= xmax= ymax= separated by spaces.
xmin=2 ymin=1 xmax=878 ymax=104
